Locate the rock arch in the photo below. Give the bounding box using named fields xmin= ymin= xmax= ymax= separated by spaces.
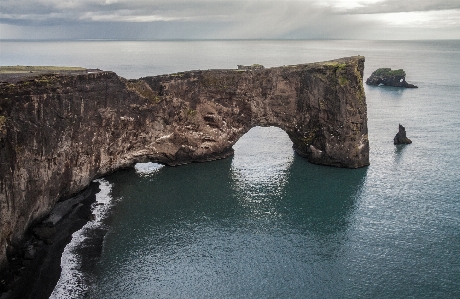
xmin=0 ymin=56 xmax=368 ymax=269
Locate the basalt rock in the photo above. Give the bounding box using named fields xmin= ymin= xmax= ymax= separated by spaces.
xmin=0 ymin=56 xmax=369 ymax=272
xmin=394 ymin=124 xmax=412 ymax=144
xmin=366 ymin=68 xmax=418 ymax=88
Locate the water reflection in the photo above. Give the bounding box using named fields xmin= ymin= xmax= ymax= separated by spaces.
xmin=366 ymin=85 xmax=407 ymax=100
xmin=393 ymin=144 xmax=409 ymax=165
xmin=85 ymin=126 xmax=368 ymax=298
xmin=231 ymin=126 xmax=367 ymax=237
xmin=230 ymin=126 xmax=294 ymax=219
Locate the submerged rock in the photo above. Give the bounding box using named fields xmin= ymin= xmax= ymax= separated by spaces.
xmin=394 ymin=124 xmax=412 ymax=144
xmin=366 ymin=68 xmax=417 ymax=88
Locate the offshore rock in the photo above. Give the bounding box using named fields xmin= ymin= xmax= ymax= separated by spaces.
xmin=366 ymin=68 xmax=418 ymax=88
xmin=0 ymin=56 xmax=369 ymax=272
xmin=394 ymin=124 xmax=412 ymax=144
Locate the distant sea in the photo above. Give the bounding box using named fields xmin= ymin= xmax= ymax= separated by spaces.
xmin=1 ymin=40 xmax=459 ymax=298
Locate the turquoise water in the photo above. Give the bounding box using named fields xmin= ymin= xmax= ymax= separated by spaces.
xmin=2 ymin=40 xmax=459 ymax=298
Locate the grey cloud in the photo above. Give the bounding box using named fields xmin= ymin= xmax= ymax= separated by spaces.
xmin=347 ymin=0 xmax=460 ymax=14
xmin=0 ymin=0 xmax=356 ymax=38
xmin=0 ymin=1 xmax=343 ymax=25
xmin=1 ymin=0 xmax=459 ymax=40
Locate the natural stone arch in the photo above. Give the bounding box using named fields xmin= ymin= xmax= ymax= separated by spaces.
xmin=0 ymin=56 xmax=368 ymax=270
xmin=139 ymin=55 xmax=368 ymax=168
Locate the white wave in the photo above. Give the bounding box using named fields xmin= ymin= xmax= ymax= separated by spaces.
xmin=50 ymin=179 xmax=114 ymax=299
xmin=134 ymin=162 xmax=164 ymax=176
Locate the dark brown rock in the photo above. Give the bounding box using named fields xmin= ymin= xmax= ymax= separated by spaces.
xmin=366 ymin=68 xmax=417 ymax=88
xmin=33 ymin=227 xmax=56 ymax=243
xmin=394 ymin=124 xmax=412 ymax=144
xmin=0 ymin=56 xmax=369 ymax=272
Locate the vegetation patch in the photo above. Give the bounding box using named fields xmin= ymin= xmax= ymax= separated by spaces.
xmin=338 ymin=76 xmax=348 ymax=86
xmin=126 ymin=81 xmax=161 ymax=103
xmin=186 ymin=108 xmax=197 ymax=117
xmin=0 ymin=66 xmax=86 ymax=74
xmin=371 ymin=68 xmax=406 ymax=77
xmin=170 ymin=73 xmax=184 ymax=77
xmin=324 ymin=62 xmax=347 ymax=70
xmin=34 ymin=75 xmax=58 ymax=85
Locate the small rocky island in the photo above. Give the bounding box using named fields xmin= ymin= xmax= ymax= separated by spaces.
xmin=394 ymin=124 xmax=412 ymax=144
xmin=366 ymin=68 xmax=418 ymax=88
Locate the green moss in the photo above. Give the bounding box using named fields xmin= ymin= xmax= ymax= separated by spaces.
xmin=29 ymin=75 xmax=59 ymax=86
xmin=170 ymin=73 xmax=184 ymax=77
xmin=186 ymin=108 xmax=197 ymax=117
xmin=313 ymin=73 xmax=327 ymax=81
xmin=127 ymin=81 xmax=161 ymax=103
xmin=35 ymin=78 xmax=50 ymax=84
xmin=371 ymin=68 xmax=406 ymax=77
xmin=325 ymin=62 xmax=346 ymax=70
xmin=338 ymin=76 xmax=348 ymax=86
xmin=0 ymin=66 xmax=86 ymax=74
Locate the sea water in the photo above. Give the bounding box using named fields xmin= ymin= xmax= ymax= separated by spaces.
xmin=1 ymin=40 xmax=459 ymax=298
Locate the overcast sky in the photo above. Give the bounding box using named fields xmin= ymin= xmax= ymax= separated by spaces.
xmin=1 ymin=0 xmax=459 ymax=40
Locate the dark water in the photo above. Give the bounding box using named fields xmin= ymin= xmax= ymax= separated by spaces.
xmin=2 ymin=40 xmax=459 ymax=298
xmin=90 ymin=128 xmax=372 ymax=299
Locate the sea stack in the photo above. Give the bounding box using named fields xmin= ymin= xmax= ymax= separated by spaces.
xmin=394 ymin=124 xmax=412 ymax=144
xmin=366 ymin=68 xmax=417 ymax=88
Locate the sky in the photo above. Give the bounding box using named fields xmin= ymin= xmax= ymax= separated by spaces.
xmin=1 ymin=0 xmax=460 ymax=40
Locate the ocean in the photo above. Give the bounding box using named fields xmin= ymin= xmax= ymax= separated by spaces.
xmin=1 ymin=40 xmax=459 ymax=298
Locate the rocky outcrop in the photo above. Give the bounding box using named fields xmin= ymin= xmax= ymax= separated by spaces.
xmin=366 ymin=68 xmax=417 ymax=88
xmin=0 ymin=56 xmax=369 ymax=273
xmin=394 ymin=124 xmax=412 ymax=144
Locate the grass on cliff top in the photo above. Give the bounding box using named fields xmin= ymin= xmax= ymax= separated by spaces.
xmin=371 ymin=68 xmax=406 ymax=77
xmin=0 ymin=66 xmax=87 ymax=74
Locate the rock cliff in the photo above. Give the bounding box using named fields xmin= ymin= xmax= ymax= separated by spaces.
xmin=0 ymin=56 xmax=369 ymax=272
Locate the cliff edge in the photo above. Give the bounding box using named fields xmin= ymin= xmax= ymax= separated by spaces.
xmin=0 ymin=56 xmax=369 ymax=273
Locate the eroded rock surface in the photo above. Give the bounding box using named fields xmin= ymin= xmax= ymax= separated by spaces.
xmin=0 ymin=56 xmax=369 ymax=272
xmin=394 ymin=124 xmax=412 ymax=144
xmin=366 ymin=68 xmax=418 ymax=88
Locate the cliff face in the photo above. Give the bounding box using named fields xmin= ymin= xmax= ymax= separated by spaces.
xmin=0 ymin=56 xmax=369 ymax=270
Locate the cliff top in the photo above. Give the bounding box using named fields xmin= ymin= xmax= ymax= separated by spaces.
xmin=370 ymin=68 xmax=406 ymax=77
xmin=0 ymin=66 xmax=101 ymax=83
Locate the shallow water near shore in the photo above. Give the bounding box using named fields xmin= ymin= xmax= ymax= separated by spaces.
xmin=2 ymin=40 xmax=460 ymax=298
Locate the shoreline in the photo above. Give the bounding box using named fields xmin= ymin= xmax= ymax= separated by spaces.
xmin=0 ymin=182 xmax=100 ymax=299
xmin=50 ymin=178 xmax=116 ymax=298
